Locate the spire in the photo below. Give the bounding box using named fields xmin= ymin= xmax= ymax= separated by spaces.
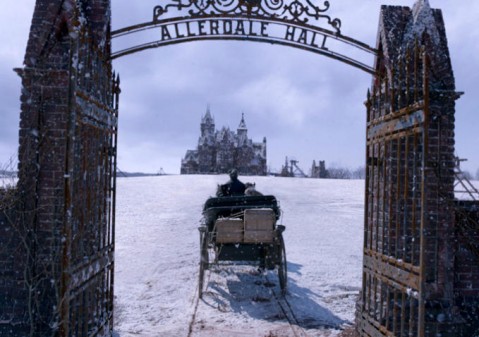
xmin=202 ymin=104 xmax=214 ymax=125
xmin=238 ymin=112 xmax=247 ymax=130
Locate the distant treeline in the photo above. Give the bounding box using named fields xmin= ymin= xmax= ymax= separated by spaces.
xmin=116 ymin=171 xmax=167 ymax=178
xmin=325 ymin=166 xmax=479 ymax=181
xmin=319 ymin=166 xmax=366 ymax=180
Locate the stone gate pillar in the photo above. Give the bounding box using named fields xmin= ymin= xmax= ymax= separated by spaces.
xmin=1 ymin=1 xmax=116 ymax=336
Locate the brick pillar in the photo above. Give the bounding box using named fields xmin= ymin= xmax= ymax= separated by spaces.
xmin=12 ymin=0 xmax=75 ymax=335
xmin=454 ymin=201 xmax=479 ymax=335
xmin=418 ymin=12 xmax=463 ymax=333
xmin=421 ymin=91 xmax=461 ymax=336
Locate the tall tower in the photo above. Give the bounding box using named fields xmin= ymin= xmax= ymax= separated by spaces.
xmin=200 ymin=105 xmax=215 ymax=138
xmin=237 ymin=113 xmax=248 ymax=145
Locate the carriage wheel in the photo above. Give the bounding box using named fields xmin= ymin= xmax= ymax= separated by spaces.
xmin=198 ymin=227 xmax=209 ymax=298
xmin=277 ymin=233 xmax=287 ymax=295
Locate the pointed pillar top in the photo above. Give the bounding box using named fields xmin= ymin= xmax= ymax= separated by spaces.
xmin=404 ymin=0 xmax=440 ymax=45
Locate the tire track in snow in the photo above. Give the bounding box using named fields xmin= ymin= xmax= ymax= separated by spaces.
xmin=265 ymin=274 xmax=309 ymax=337
xmin=186 ymin=287 xmax=200 ymax=337
xmin=188 ymin=266 xmax=308 ymax=337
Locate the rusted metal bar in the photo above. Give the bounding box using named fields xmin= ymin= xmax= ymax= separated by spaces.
xmin=395 ymin=137 xmax=401 ymax=261
xmin=375 ymin=142 xmax=380 ymax=253
xmin=365 ymin=249 xmax=420 ymax=274
xmin=418 ymin=47 xmax=429 ymax=337
xmin=367 ymin=100 xmax=425 ymax=127
xmin=384 ymin=284 xmax=390 ymax=331
xmin=390 ymin=65 xmax=396 ymax=113
xmin=414 ymin=40 xmax=419 ymax=103
xmin=360 ymin=311 xmax=397 ymax=337
xmin=381 ymin=142 xmax=387 ymax=256
xmin=363 ymin=253 xmax=420 ymax=290
xmin=109 ymin=73 xmax=120 ymax=329
xmin=409 ymin=295 xmax=416 ymax=336
xmin=403 ymin=135 xmax=410 ymax=264
xmin=400 ymin=292 xmax=406 ymax=336
xmin=411 ymin=132 xmax=418 ymax=266
xmin=392 ymin=289 xmax=398 ymax=334
xmin=405 ymin=48 xmax=410 ymax=107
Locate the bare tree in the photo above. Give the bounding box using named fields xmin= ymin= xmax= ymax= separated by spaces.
xmin=327 ymin=167 xmax=352 ymax=179
xmin=352 ymin=166 xmax=366 ymax=180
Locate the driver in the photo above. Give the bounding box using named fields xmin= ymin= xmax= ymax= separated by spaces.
xmin=216 ymin=169 xmax=246 ymax=196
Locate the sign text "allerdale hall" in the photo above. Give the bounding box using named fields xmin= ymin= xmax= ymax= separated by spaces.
xmin=158 ymin=18 xmax=330 ymax=49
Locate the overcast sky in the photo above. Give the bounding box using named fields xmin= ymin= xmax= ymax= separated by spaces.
xmin=0 ymin=1 xmax=477 ymax=175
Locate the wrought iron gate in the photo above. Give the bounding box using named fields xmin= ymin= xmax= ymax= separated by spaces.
xmin=59 ymin=34 xmax=120 ymax=336
xmin=359 ymin=44 xmax=429 ymax=337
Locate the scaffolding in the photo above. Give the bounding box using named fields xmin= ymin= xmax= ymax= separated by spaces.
xmin=454 ymin=157 xmax=479 ymax=201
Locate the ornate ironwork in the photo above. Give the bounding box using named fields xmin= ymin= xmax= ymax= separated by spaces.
xmin=153 ymin=0 xmax=341 ymax=33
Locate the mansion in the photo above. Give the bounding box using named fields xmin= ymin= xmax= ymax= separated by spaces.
xmin=181 ymin=108 xmax=267 ymax=175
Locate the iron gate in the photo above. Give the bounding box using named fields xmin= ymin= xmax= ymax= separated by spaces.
xmin=359 ymin=44 xmax=429 ymax=337
xmin=59 ymin=31 xmax=120 ymax=336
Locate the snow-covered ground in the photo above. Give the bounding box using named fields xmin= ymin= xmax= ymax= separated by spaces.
xmin=114 ymin=175 xmax=364 ymax=337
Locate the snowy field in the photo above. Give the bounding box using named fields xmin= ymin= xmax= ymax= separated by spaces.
xmin=114 ymin=175 xmax=365 ymax=337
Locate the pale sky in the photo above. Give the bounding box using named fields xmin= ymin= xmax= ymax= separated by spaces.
xmin=0 ymin=1 xmax=477 ymax=175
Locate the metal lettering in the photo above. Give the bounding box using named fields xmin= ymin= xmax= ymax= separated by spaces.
xmin=158 ymin=21 xmax=330 ymax=51
xmin=161 ymin=25 xmax=172 ymax=40
xmin=310 ymin=31 xmax=319 ymax=48
xmin=223 ymin=20 xmax=233 ymax=34
xmin=248 ymin=20 xmax=257 ymax=36
xmin=234 ymin=20 xmax=246 ymax=35
xmin=260 ymin=21 xmax=269 ymax=37
xmin=198 ymin=20 xmax=207 ymax=36
xmin=155 ymin=21 xmax=336 ymax=56
xmin=297 ymin=29 xmax=307 ymax=44
xmin=321 ymin=34 xmax=328 ymax=50
xmin=285 ymin=25 xmax=295 ymax=41
xmin=210 ymin=20 xmax=219 ymax=35
xmin=186 ymin=21 xmax=196 ymax=37
xmin=174 ymin=23 xmax=185 ymax=38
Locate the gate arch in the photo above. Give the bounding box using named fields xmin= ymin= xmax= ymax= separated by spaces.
xmin=1 ymin=0 xmax=476 ymax=336
xmin=110 ymin=0 xmax=376 ymax=73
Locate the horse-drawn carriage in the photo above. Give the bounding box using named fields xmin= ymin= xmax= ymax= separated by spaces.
xmin=198 ymin=194 xmax=287 ymax=298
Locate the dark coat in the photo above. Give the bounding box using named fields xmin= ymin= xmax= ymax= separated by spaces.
xmin=217 ymin=178 xmax=246 ymax=196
